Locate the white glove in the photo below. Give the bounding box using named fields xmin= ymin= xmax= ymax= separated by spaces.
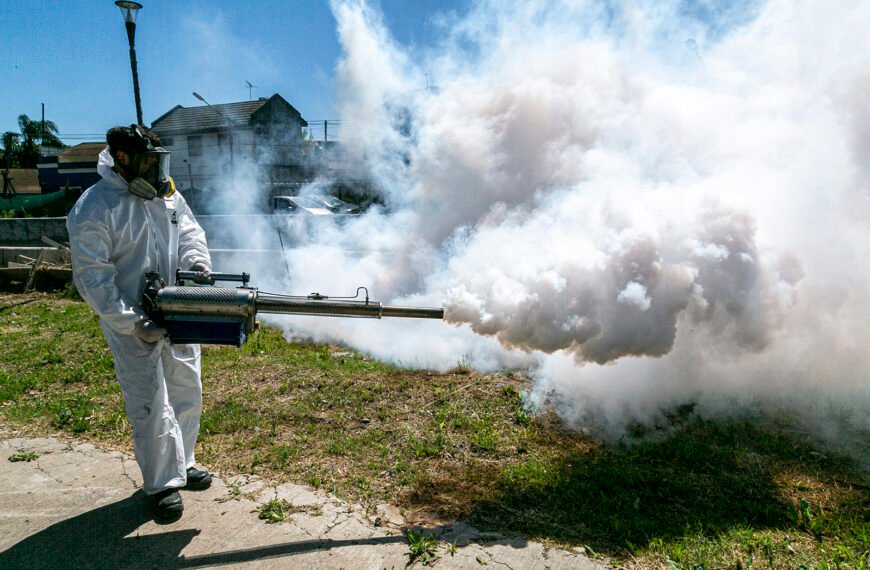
xmin=190 ymin=262 xmax=214 ymax=285
xmin=133 ymin=319 xmax=167 ymax=343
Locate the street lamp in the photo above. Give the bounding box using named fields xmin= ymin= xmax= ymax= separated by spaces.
xmin=192 ymin=92 xmax=235 ymax=168
xmin=115 ymin=1 xmax=144 ymax=125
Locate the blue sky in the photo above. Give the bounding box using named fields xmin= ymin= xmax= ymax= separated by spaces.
xmin=0 ymin=0 xmax=469 ymax=144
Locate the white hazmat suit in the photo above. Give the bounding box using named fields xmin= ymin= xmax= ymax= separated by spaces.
xmin=67 ymin=147 xmax=212 ymax=495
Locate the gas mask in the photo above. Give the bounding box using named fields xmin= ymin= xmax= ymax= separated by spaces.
xmin=127 ymin=148 xmax=174 ymax=200
xmin=123 ymin=126 xmax=175 ymax=200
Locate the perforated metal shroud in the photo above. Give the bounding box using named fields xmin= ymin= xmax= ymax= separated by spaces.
xmin=156 ymin=286 xmax=256 ymax=317
xmin=156 ymin=286 xmax=257 ymax=346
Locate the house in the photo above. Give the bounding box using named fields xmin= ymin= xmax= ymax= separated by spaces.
xmin=3 ymin=168 xmax=41 ymax=195
xmin=151 ymin=94 xmax=309 ymax=212
xmin=36 ymin=142 xmax=103 ymax=194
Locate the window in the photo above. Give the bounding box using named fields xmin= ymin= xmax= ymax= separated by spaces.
xmin=188 ymin=135 xmax=202 ymax=157
xmin=161 ymin=137 xmax=174 ymax=147
xmin=218 ymin=133 xmax=229 ymax=155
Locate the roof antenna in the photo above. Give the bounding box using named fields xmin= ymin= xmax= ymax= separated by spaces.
xmin=245 ymin=80 xmax=257 ymax=101
xmin=423 ymin=72 xmax=438 ymax=93
xmin=685 ymin=39 xmax=706 ymax=69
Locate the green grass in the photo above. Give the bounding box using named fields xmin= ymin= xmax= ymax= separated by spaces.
xmin=485 ymin=418 xmax=869 ymax=568
xmin=0 ymin=295 xmax=124 ymax=439
xmin=1 ymin=293 xmax=867 ymax=569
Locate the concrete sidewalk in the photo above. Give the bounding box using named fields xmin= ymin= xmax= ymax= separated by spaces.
xmin=0 ymin=437 xmax=608 ymax=569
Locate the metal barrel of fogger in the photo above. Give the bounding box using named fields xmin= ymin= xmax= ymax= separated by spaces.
xmin=155 ymin=288 xmax=443 ymax=320
xmin=255 ymin=292 xmax=444 ymax=319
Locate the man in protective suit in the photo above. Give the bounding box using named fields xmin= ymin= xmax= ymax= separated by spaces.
xmin=67 ymin=125 xmax=213 ymax=521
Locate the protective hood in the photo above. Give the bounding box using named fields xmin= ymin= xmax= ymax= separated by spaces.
xmin=97 ymin=147 xmax=129 ymax=191
xmin=98 ymin=145 xmax=175 ymax=200
xmin=68 ymin=157 xmax=212 ymax=336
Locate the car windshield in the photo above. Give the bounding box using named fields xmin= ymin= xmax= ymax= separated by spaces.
xmin=291 ymin=197 xmax=324 ymax=209
xmin=318 ymin=196 xmax=342 ymax=208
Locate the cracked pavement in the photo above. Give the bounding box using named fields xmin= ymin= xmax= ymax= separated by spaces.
xmin=0 ymin=436 xmax=609 ymax=569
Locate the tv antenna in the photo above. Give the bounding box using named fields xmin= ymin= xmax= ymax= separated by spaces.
xmin=685 ymin=39 xmax=706 ymax=68
xmin=423 ymin=72 xmax=439 ymax=93
xmin=245 ymin=80 xmax=257 ymax=100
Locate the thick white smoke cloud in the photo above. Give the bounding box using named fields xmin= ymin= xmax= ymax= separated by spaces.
xmin=257 ymin=0 xmax=869 ymax=445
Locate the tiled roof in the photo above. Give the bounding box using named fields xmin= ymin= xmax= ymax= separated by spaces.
xmin=57 ymin=143 xmax=105 ymax=164
xmin=151 ymin=94 xmax=307 ymax=135
xmin=4 ymin=169 xmax=40 ymax=192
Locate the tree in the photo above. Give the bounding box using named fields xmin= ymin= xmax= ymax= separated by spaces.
xmin=1 ymin=113 xmax=68 ymax=169
xmin=16 ymin=114 xmax=64 ymax=168
xmin=1 ymin=131 xmax=22 ymax=168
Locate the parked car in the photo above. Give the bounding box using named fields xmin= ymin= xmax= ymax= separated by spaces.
xmin=272 ymin=195 xmax=361 ymax=215
xmin=272 ymin=196 xmax=334 ymax=215
xmin=310 ymin=195 xmax=361 ymax=215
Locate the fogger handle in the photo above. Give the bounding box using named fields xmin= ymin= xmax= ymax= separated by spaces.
xmin=176 ymin=270 xmax=250 ymax=285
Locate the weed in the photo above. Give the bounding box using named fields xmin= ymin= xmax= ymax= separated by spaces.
xmin=407 ymin=528 xmax=439 ymax=566
xmin=452 ymin=355 xmax=472 ymax=375
xmin=306 ymin=467 xmax=334 ymax=490
xmin=0 ymin=369 xmax=37 ymax=401
xmin=200 ymin=396 xmax=258 ymax=435
xmin=8 ymin=451 xmax=40 ymax=462
xmin=216 ymin=480 xmax=245 ymax=503
xmin=50 ymin=394 xmax=95 ymax=433
xmin=408 ymin=432 xmax=444 ymax=458
xmin=257 ymin=498 xmax=292 ymax=523
xmin=469 ymin=426 xmax=498 ymax=453
xmin=501 ymin=385 xmax=521 ymax=402
xmin=514 ymin=409 xmax=531 ymax=426
xmin=795 ymin=497 xmax=834 ymax=540
xmin=270 ymin=443 xmax=301 ymax=468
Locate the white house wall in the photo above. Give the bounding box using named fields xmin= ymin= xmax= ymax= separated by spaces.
xmin=166 ymin=129 xmax=256 ymax=192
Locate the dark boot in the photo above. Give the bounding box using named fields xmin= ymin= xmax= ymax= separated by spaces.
xmin=153 ymin=488 xmax=183 ymax=520
xmin=185 ymin=466 xmax=212 ymax=490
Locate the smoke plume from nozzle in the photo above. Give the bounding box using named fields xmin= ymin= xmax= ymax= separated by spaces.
xmin=239 ymin=0 xmax=870 ymax=446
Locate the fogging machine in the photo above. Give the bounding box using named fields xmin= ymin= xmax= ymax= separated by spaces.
xmin=142 ymin=270 xmax=444 ymax=347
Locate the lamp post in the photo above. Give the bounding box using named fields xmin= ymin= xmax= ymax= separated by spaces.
xmin=115 ymin=1 xmax=144 ymax=125
xmin=192 ymin=92 xmax=235 ymax=168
